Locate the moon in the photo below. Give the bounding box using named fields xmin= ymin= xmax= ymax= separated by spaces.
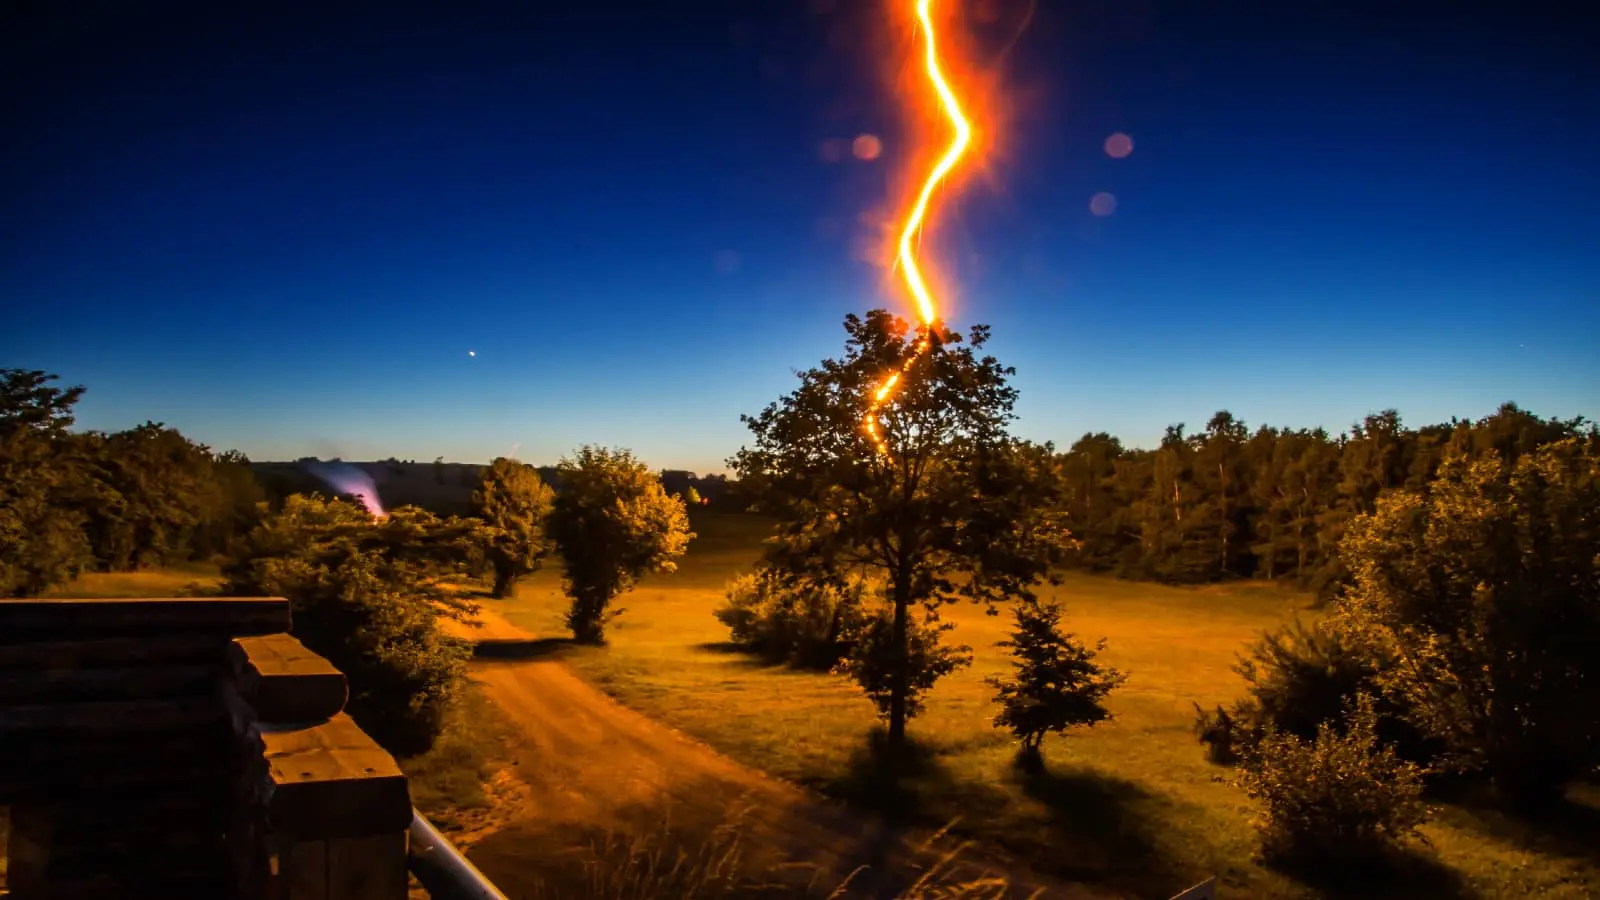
xmin=468 ymin=350 xmax=476 ymax=357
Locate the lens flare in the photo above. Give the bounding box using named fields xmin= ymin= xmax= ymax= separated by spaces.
xmin=305 ymin=460 xmax=386 ymax=518
xmin=864 ymin=0 xmax=975 ymax=455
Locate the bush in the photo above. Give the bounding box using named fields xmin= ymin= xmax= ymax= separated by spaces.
xmin=1234 ymin=694 xmax=1429 ymax=867
xmin=713 ymin=571 xmax=870 ymax=669
xmin=222 ymin=496 xmax=480 ymax=755
xmin=1194 ymin=616 xmax=1434 ymax=767
xmin=1192 ymin=703 xmax=1249 ymax=765
xmin=988 ymin=597 xmax=1126 ymax=759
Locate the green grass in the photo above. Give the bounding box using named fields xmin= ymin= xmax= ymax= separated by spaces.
xmin=42 ymin=561 xmax=224 ymax=598
xmin=490 ymin=509 xmax=1600 ymax=899
xmin=402 ymin=682 xmax=520 ymax=832
xmin=36 ymin=514 xmax=1598 ymax=897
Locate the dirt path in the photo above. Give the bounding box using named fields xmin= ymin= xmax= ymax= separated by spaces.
xmin=442 ymin=610 xmax=1109 ymax=900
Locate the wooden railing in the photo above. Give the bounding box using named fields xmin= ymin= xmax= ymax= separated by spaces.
xmin=0 ymin=596 xmax=497 ymax=900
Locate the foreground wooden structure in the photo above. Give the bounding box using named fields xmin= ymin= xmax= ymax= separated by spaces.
xmin=0 ymin=597 xmax=444 ymax=899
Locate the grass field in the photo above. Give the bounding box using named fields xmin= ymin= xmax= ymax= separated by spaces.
xmin=35 ymin=512 xmax=1600 ymax=898
xmin=490 ymin=510 xmax=1600 ymax=899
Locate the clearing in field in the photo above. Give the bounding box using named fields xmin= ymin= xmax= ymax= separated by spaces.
xmin=40 ymin=511 xmax=1600 ymax=898
xmin=490 ymin=509 xmax=1600 ymax=899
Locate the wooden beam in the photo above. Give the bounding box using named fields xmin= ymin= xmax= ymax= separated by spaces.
xmin=0 ymin=596 xmax=290 ymax=640
xmin=234 ymin=634 xmax=348 ymax=721
xmin=0 ymin=696 xmax=225 ymax=737
xmin=0 ymin=664 xmax=220 ymax=704
xmin=264 ymin=713 xmax=413 ymax=841
xmin=0 ymin=634 xmax=231 ymax=670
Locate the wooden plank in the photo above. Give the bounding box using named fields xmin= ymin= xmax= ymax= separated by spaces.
xmin=264 ymin=714 xmax=413 ymax=840
xmin=0 ymin=596 xmax=290 ymax=640
xmin=0 ymin=751 xmax=232 ymax=803
xmin=0 ymin=664 xmax=220 ymax=704
xmin=327 ymin=833 xmax=408 ymax=900
xmin=235 ymin=634 xmax=349 ymax=721
xmin=13 ymin=787 xmax=231 ymax=837
xmin=0 ymin=696 xmax=225 ymax=737
xmin=280 ymin=838 xmax=330 ymax=900
xmin=0 ymin=633 xmax=231 ymax=670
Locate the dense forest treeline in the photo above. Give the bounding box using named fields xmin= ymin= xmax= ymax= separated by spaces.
xmin=6 ymin=366 xmax=1593 ymax=600
xmin=1 ymin=370 xmax=265 ymax=594
xmin=1057 ymin=403 xmax=1596 ymax=594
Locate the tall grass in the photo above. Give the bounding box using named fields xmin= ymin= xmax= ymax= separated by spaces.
xmin=526 ymin=808 xmax=1039 ymax=900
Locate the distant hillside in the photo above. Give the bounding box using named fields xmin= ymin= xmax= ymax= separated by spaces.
xmin=252 ymin=459 xmax=734 ymax=516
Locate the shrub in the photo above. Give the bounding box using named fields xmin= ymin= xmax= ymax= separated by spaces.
xmin=1192 ymin=703 xmax=1250 ymax=765
xmin=1193 ymin=616 xmax=1431 ymax=767
xmin=713 ymin=571 xmax=871 ymax=669
xmin=1234 ymin=694 xmax=1429 ymax=867
xmin=987 ymin=597 xmax=1126 ymax=759
xmin=222 ymin=496 xmax=480 ymax=755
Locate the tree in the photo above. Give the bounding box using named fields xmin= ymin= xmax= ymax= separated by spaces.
xmin=1 ymin=369 xmax=86 ymax=437
xmin=547 ymin=446 xmax=694 ymax=643
xmin=1337 ymin=438 xmax=1600 ymax=806
xmin=838 ymin=606 xmax=972 ymax=726
xmin=0 ymin=430 xmax=95 ymax=596
xmin=0 ymin=370 xmax=93 ymax=595
xmin=191 ymin=449 xmax=267 ymax=559
xmin=732 ymin=311 xmax=1076 ymax=748
xmin=222 ymin=495 xmax=482 ymax=754
xmin=471 ymin=457 xmax=555 ymax=598
xmin=75 ymin=423 xmax=222 ymax=570
xmin=988 ymin=596 xmax=1126 ymax=761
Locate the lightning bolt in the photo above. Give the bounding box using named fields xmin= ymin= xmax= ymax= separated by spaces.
xmin=865 ymin=0 xmax=975 ymax=456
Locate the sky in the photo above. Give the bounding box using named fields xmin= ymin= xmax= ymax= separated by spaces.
xmin=3 ymin=0 xmax=1596 ymax=472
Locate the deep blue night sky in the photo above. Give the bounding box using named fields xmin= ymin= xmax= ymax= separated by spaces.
xmin=3 ymin=0 xmax=1596 ymax=471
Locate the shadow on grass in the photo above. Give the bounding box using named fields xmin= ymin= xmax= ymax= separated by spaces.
xmin=1007 ymin=756 xmax=1198 ymax=897
xmin=1267 ymin=844 xmax=1479 ymax=900
xmin=1445 ymin=781 xmax=1600 ymax=865
xmin=815 ymin=731 xmax=1194 ymax=898
xmin=692 ymin=641 xmax=834 ymax=674
xmin=472 ymin=637 xmax=579 ymax=661
xmin=465 ymin=774 xmax=980 ymax=900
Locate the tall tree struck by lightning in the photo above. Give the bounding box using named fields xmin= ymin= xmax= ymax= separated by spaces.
xmin=864 ymin=0 xmax=976 ymax=455
xmin=735 ymin=0 xmax=1073 ymax=752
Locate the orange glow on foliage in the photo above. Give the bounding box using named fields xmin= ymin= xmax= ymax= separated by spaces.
xmin=865 ymin=0 xmax=975 ymax=455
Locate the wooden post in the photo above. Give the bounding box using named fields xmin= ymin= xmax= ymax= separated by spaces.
xmin=0 ymin=597 xmax=290 ymax=900
xmin=0 ymin=600 xmax=412 ymax=900
xmin=233 ymin=635 xmax=412 ymax=900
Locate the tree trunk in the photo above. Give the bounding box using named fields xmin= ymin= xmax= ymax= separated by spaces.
xmin=887 ymin=575 xmax=910 ymax=748
xmin=491 ymin=565 xmax=516 ymax=600
xmin=568 ymin=590 xmax=610 ymax=644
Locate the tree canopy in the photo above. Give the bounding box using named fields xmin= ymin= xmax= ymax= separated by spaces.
xmin=1336 ymin=437 xmax=1600 ymax=804
xmin=222 ymin=495 xmax=482 ymax=753
xmin=471 ymin=456 xmax=556 ymax=598
xmin=733 ymin=310 xmax=1076 ymax=745
xmin=548 ymin=445 xmax=695 ymax=643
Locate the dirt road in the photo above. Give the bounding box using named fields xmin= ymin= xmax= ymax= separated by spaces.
xmin=443 ymin=610 xmax=1107 ymax=900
